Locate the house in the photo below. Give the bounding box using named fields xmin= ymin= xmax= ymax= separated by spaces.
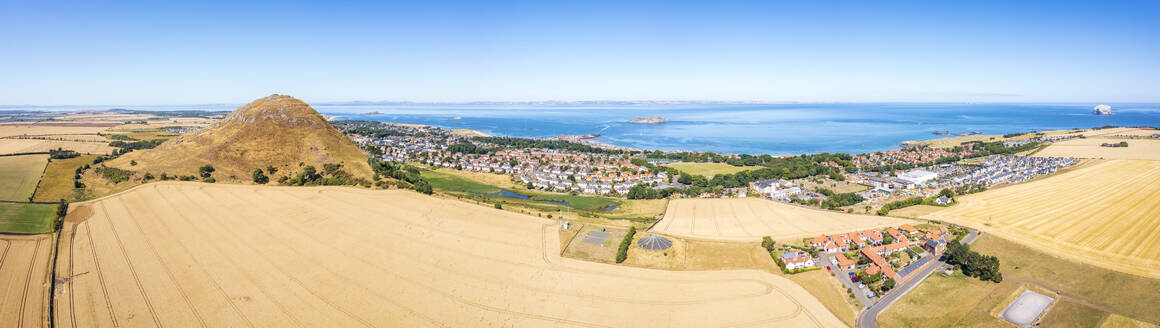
xmin=898 ymin=224 xmax=919 ymax=235
xmin=781 ymin=251 xmax=816 ymax=270
xmin=820 ymin=241 xmax=840 ymax=253
xmin=809 ymin=235 xmax=830 ymax=248
xmin=935 ymin=195 xmax=952 ymax=205
xmin=924 ymin=238 xmax=946 ymax=254
xmin=835 ymin=254 xmax=856 ymax=270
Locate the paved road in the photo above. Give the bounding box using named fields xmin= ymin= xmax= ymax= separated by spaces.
xmin=856 ymin=230 xmax=980 ymax=328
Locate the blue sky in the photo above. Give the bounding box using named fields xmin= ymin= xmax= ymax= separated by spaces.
xmin=1 ymin=0 xmax=1157 ymax=105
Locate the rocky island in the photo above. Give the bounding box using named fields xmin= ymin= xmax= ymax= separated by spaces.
xmin=628 ymin=115 xmax=668 ymax=124
xmin=1093 ymin=104 xmax=1112 ymax=115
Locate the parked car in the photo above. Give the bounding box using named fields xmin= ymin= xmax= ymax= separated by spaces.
xmin=866 ymin=291 xmax=876 ymax=298
xmin=826 ymin=266 xmax=831 ymax=271
xmin=858 ymin=283 xmax=866 ymax=289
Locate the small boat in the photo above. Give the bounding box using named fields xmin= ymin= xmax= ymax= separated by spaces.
xmin=452 ymin=116 xmax=462 ymax=120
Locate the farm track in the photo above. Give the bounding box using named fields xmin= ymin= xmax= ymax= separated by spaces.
xmin=925 ymin=159 xmax=1160 ymax=278
xmin=54 ymin=182 xmax=846 ymax=327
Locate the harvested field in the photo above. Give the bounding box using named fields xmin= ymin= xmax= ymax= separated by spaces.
xmin=0 ymin=139 xmax=113 ymax=155
xmin=1033 ymin=138 xmax=1160 ymax=160
xmin=56 ymin=182 xmax=845 ymax=327
xmin=653 ymin=198 xmax=911 ymax=242
xmin=0 ymin=154 xmax=49 ymax=201
xmin=923 ymin=159 xmax=1160 ymax=278
xmin=0 ymin=234 xmax=54 ymax=327
xmin=0 ymin=124 xmax=113 ymax=138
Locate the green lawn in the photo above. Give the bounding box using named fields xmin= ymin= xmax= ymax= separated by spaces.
xmin=0 ymin=154 xmax=50 ymax=201
xmin=662 ymin=162 xmax=760 ymax=177
xmin=0 ymin=202 xmax=57 ymax=234
xmin=421 ymin=169 xmax=502 ymax=194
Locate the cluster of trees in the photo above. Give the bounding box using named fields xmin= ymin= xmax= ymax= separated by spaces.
xmin=876 ymin=189 xmax=956 ymax=215
xmin=761 ymin=236 xmax=776 ymax=252
xmin=961 ymin=140 xmax=1040 ymax=157
xmin=369 ymin=159 xmax=433 ymax=194
xmin=815 ymin=188 xmax=865 ymax=210
xmin=1101 ymin=141 xmax=1129 ymax=147
xmin=199 ymin=165 xmax=216 ymax=183
xmin=95 ymin=166 xmax=133 ymax=183
xmin=615 ymin=226 xmax=637 ymax=263
xmin=877 ymin=197 xmax=924 ymax=215
xmin=625 ymin=183 xmax=681 ymax=200
xmin=954 ymin=183 xmax=988 ymax=195
xmin=278 ymin=164 xmax=370 ymax=187
xmin=446 ymin=142 xmax=490 ymax=154
xmin=49 ymin=148 xmax=79 ymax=159
xmin=943 ymin=240 xmax=1002 ymax=282
xmin=252 ymin=168 xmax=270 ymax=184
xmin=109 ymin=139 xmax=166 ymax=151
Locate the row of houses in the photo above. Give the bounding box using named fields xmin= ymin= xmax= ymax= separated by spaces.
xmin=952 ymin=155 xmax=1075 ymax=186
xmin=808 ymin=224 xmax=951 ymax=282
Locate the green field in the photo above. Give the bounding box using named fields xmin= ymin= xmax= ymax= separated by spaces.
xmin=421 ymin=170 xmax=622 ymax=212
xmin=0 ymin=202 xmax=57 ymax=234
xmin=0 ymin=154 xmax=50 ymax=201
xmin=661 ymin=162 xmax=760 ymax=177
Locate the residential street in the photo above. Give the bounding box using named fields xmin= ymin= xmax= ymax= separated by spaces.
xmin=856 ymin=229 xmax=980 ymax=328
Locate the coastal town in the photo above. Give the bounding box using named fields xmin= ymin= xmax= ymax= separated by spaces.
xmin=336 ymin=120 xmax=1080 ymax=216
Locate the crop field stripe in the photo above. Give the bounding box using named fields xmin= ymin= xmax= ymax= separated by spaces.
xmin=151 ymin=189 xmax=313 ymax=327
xmin=98 ymin=203 xmax=165 ymax=327
xmin=83 ymin=222 xmax=118 ymax=327
xmin=16 ymin=239 xmax=37 ymax=328
xmin=190 ymin=188 xmax=380 ymax=328
xmin=110 ymin=199 xmax=208 ymax=328
xmin=119 ymin=193 xmax=257 ymax=328
xmin=0 ymin=240 xmax=10 ymax=273
xmin=196 ymin=187 xmax=453 ymax=326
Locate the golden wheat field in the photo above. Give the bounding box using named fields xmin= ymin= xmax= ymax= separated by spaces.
xmin=55 ymin=182 xmax=844 ymax=327
xmin=0 ymin=234 xmax=55 ymax=327
xmin=923 ymin=159 xmax=1160 ymax=278
xmin=0 ymin=139 xmax=114 ymax=155
xmin=0 ymin=124 xmax=114 ymax=138
xmin=653 ymin=198 xmax=911 ymax=242
xmin=1034 ymin=138 xmax=1160 ymax=160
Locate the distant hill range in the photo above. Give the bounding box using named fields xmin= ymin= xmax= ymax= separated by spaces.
xmin=108 ymin=94 xmax=371 ymax=181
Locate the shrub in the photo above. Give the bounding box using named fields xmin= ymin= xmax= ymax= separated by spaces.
xmin=252 ymin=169 xmax=269 ymax=184
xmin=494 ymin=203 xmax=502 ymax=209
xmin=615 ymin=226 xmax=637 ymax=263
xmin=199 ymin=165 xmax=215 ymax=178
xmin=203 ymin=177 xmax=216 ymax=183
xmin=761 ymin=236 xmax=776 ymax=252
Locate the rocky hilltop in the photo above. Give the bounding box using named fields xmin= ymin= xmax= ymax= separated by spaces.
xmin=108 ymin=94 xmax=371 ymax=182
xmin=628 ymin=115 xmax=668 ymax=124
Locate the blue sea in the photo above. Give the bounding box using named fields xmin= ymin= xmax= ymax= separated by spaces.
xmin=14 ymin=102 xmax=1159 ymax=155
xmin=321 ymin=103 xmax=1160 ymax=155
